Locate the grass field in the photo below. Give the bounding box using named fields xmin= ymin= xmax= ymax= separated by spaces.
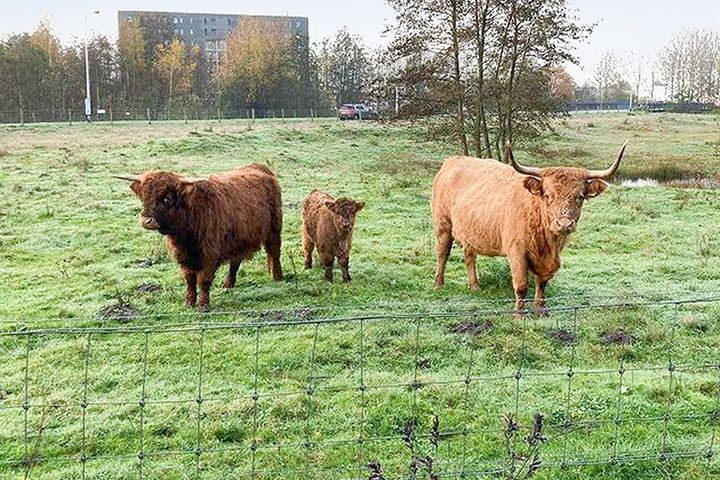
xmin=1 ymin=112 xmax=720 ymax=479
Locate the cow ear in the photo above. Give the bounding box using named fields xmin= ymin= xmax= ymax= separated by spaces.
xmin=523 ymin=176 xmax=543 ymax=196
xmin=354 ymin=201 xmax=365 ymax=212
xmin=585 ymin=179 xmax=609 ymax=198
xmin=130 ymin=180 xmax=141 ymax=196
xmin=324 ymin=200 xmax=336 ymax=212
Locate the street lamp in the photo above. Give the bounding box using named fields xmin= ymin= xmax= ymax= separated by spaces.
xmin=84 ymin=10 xmax=100 ymax=121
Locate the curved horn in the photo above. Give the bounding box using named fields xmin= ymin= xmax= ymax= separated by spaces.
xmin=179 ymin=176 xmax=207 ymax=185
xmin=507 ymin=142 xmax=541 ymax=177
xmin=587 ymin=141 xmax=627 ymax=179
xmin=112 ymin=174 xmax=140 ymax=182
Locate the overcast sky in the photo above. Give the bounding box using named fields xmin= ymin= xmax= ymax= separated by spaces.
xmin=1 ymin=0 xmax=719 ymax=90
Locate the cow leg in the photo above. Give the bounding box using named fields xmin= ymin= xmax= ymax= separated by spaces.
xmin=320 ymin=252 xmax=334 ymax=282
xmin=508 ymin=254 xmax=529 ymax=317
xmin=223 ymin=260 xmax=241 ymax=289
xmin=339 ymin=255 xmax=351 ymax=283
xmin=197 ymin=266 xmax=218 ymax=312
xmin=433 ymin=230 xmax=453 ymax=289
xmin=534 ymin=277 xmax=550 ymax=317
xmin=182 ymin=267 xmax=197 ymax=308
xmin=302 ymin=229 xmax=314 ymax=270
xmin=464 ymin=248 xmax=479 ymax=291
xmin=265 ymin=230 xmax=284 ymax=281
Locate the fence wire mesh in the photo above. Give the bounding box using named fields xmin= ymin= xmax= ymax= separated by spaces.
xmin=1 ymin=295 xmax=719 ymax=479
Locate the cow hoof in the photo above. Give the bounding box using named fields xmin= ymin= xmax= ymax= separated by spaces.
xmin=535 ymin=308 xmax=549 ymax=318
xmin=185 ymin=299 xmax=196 ymax=308
xmin=222 ymin=280 xmax=235 ymax=289
xmin=198 ymin=304 xmax=209 ymax=313
xmin=433 ymin=282 xmax=444 ymax=290
xmin=304 ymin=263 xmax=312 ymax=270
xmin=468 ymin=283 xmax=479 ymax=292
xmin=512 ymin=310 xmax=528 ymax=319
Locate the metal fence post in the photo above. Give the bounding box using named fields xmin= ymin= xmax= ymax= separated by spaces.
xmin=147 ymin=107 xmax=151 ymax=125
xmin=252 ymin=108 xmax=255 ymax=124
xmin=68 ymin=110 xmax=72 ymax=126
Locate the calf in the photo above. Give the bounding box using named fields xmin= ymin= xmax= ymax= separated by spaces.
xmin=302 ymin=190 xmax=364 ymax=282
xmin=115 ymin=163 xmax=283 ymax=311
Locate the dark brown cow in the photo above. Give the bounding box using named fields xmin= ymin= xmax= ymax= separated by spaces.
xmin=431 ymin=143 xmax=626 ymax=315
xmin=115 ymin=163 xmax=283 ymax=311
xmin=302 ymin=190 xmax=364 ymax=282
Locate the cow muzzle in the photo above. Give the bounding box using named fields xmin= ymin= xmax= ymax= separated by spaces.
xmin=555 ymin=217 xmax=576 ymax=233
xmin=139 ymin=215 xmax=160 ymax=230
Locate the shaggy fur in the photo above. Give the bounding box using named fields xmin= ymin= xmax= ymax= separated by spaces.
xmin=302 ymin=190 xmax=364 ymax=282
xmin=431 ymin=156 xmax=611 ymax=315
xmin=124 ymin=163 xmax=283 ymax=311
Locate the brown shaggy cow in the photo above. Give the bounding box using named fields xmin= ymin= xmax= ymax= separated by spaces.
xmin=115 ymin=163 xmax=283 ymax=311
xmin=302 ymin=190 xmax=365 ymax=282
xmin=431 ymin=143 xmax=626 ymax=315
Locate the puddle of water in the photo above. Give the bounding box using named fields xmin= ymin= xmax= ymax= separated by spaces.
xmin=620 ymin=178 xmax=659 ymax=188
xmin=620 ymin=177 xmax=720 ymax=189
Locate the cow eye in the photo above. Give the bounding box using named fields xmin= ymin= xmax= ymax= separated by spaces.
xmin=163 ymin=194 xmax=173 ymax=205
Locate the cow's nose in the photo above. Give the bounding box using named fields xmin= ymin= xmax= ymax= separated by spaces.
xmin=556 ymin=217 xmax=576 ymax=231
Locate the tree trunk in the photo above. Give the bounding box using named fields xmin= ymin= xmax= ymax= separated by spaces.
xmin=450 ymin=0 xmax=468 ymax=155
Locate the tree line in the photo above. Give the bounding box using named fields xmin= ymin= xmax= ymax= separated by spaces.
xmin=0 ymin=17 xmax=377 ymax=119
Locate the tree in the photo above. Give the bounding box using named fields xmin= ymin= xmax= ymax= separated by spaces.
xmin=659 ymin=29 xmax=720 ymax=102
xmin=593 ymin=52 xmax=621 ymax=106
xmin=386 ymin=0 xmax=592 ymax=158
xmin=548 ymin=66 xmax=575 ymax=102
xmin=315 ymin=28 xmax=372 ymax=107
xmin=117 ymin=21 xmax=146 ymax=109
xmin=155 ymin=39 xmax=197 ymax=110
xmin=217 ymin=17 xmax=293 ymax=109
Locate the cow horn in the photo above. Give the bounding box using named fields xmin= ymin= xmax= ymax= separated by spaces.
xmin=112 ymin=175 xmax=140 ymax=182
xmin=179 ymin=176 xmax=207 ymax=184
xmin=587 ymin=141 xmax=627 ymax=179
xmin=507 ymin=142 xmax=541 ymax=177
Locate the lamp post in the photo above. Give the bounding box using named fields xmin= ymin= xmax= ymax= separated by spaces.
xmin=84 ymin=11 xmax=100 ymax=121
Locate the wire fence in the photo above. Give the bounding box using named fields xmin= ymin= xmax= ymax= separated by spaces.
xmin=0 ymin=107 xmax=341 ymax=125
xmin=1 ymin=295 xmax=719 ymax=479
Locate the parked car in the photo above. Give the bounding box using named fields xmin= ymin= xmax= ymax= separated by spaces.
xmin=338 ymin=104 xmax=378 ymax=120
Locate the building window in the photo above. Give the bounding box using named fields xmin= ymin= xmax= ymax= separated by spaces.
xmin=204 ymin=17 xmax=207 ymax=25
xmin=173 ymin=17 xmax=178 ymax=24
xmin=227 ymin=18 xmax=231 ymax=26
xmin=211 ymin=28 xmax=216 ymax=34
xmin=204 ymin=28 xmax=207 ymax=35
xmin=179 ymin=17 xmax=183 ymax=24
xmin=190 ymin=29 xmax=194 ymax=35
xmin=211 ymin=17 xmax=216 ymax=23
xmin=180 ymin=29 xmax=184 ymax=35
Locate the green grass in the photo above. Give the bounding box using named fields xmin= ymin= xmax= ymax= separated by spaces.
xmin=1 ymin=113 xmax=720 ymax=479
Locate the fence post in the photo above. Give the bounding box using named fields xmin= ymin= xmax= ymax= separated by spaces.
xmin=147 ymin=107 xmax=151 ymax=125
xmin=32 ymin=112 xmax=36 ymax=123
xmin=68 ymin=109 xmax=72 ymax=126
xmin=19 ymin=108 xmax=24 ymax=125
xmin=109 ymin=107 xmax=113 ymax=124
xmin=281 ymin=108 xmax=285 ymax=122
xmin=310 ymin=108 xmax=314 ymax=122
xmin=184 ymin=108 xmax=188 ymax=124
xmin=252 ymin=108 xmax=255 ymax=124
xmin=217 ymin=107 xmax=221 ymax=123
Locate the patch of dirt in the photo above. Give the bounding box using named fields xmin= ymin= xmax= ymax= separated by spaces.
xmin=545 ymin=328 xmax=577 ymax=345
xmin=449 ymin=320 xmax=493 ymax=336
xmin=126 ymin=258 xmax=161 ymax=268
xmin=258 ymin=307 xmax=316 ymax=323
xmin=99 ymin=303 xmax=140 ymax=322
xmin=601 ymin=328 xmax=635 ymax=346
xmin=416 ymin=358 xmax=432 ymax=369
xmin=136 ymin=282 xmax=162 ymax=294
